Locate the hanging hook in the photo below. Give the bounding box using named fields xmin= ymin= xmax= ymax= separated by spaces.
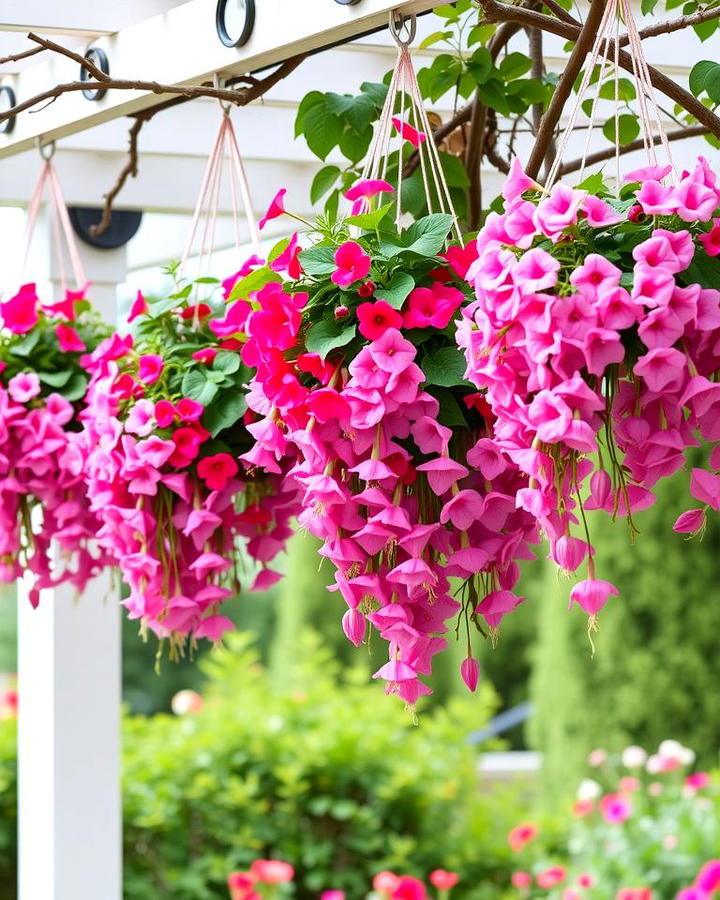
xmin=213 ymin=73 xmax=233 ymax=114
xmin=389 ymin=10 xmax=416 ymax=49
xmin=36 ymin=136 xmax=56 ymax=161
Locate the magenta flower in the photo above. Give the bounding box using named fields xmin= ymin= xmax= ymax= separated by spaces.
xmin=7 ymin=372 xmax=41 ymax=403
xmin=502 ymin=157 xmax=538 ymax=201
xmin=176 ymin=397 xmax=204 ymax=422
xmin=636 ymin=179 xmax=677 ymax=216
xmin=258 ymin=188 xmax=287 ymax=230
xmin=476 ymin=590 xmax=524 ymax=629
xmin=193 ymin=614 xmax=234 ymax=642
xmin=55 ymin=323 xmax=86 ymax=353
xmin=533 ymin=183 xmax=584 ymax=236
xmin=536 ymin=867 xmax=566 ymax=889
xmin=673 ymin=508 xmax=706 ymax=534
xmin=569 ymin=578 xmax=618 ymax=615
xmin=342 ymin=608 xmax=366 ymax=647
xmin=403 ymin=283 xmax=464 ymax=330
xmin=582 ymin=194 xmax=623 ymax=227
xmin=391 ymin=117 xmax=426 ymax=147
xmin=1 ymin=283 xmax=39 ymax=335
xmin=197 ymin=452 xmax=238 ymax=491
xmin=127 ymin=290 xmax=148 ymax=323
xmin=672 ymin=178 xmax=718 ymax=222
xmin=570 ymin=254 xmax=622 ymax=300
xmin=345 ymin=179 xmax=394 ymax=202
xmin=192 ymin=348 xmax=217 ymax=364
xmin=699 ymin=218 xmax=720 ymax=256
xmin=689 ymin=468 xmax=720 ymax=510
xmin=137 ymin=354 xmax=163 ymax=385
xmin=624 ymin=163 xmax=672 ymax=183
xmin=599 ymin=792 xmax=632 ymax=824
xmin=331 ymin=241 xmax=371 ymax=287
xmin=460 ymin=657 xmax=479 ymax=692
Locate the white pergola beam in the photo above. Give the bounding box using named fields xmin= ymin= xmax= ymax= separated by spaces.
xmin=0 ymin=0 xmax=438 ymax=159
xmin=0 ymin=0 xmax=181 ymax=34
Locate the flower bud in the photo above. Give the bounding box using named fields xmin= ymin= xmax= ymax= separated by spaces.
xmin=334 ymin=305 xmax=349 ymax=320
xmin=460 ymin=656 xmax=480 ymax=692
xmin=341 ymin=608 xmax=366 ymax=646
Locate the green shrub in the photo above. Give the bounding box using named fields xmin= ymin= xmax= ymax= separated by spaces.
xmin=0 ymin=632 xmax=528 ymax=899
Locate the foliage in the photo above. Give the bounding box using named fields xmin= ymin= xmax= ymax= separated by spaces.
xmin=0 ymin=715 xmax=15 ymax=900
xmin=506 ymin=740 xmax=720 ymax=899
xmin=530 ymin=451 xmax=720 ymax=794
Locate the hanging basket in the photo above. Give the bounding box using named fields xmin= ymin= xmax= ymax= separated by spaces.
xmin=0 ymin=155 xmax=113 ymax=605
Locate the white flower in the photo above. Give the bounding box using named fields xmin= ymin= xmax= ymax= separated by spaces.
xmin=658 ymin=739 xmax=685 ymax=759
xmin=577 ymin=778 xmax=602 ymax=801
xmin=622 ymin=745 xmax=648 ymax=769
xmin=646 ymin=753 xmax=664 ymax=774
xmin=587 ymin=748 xmax=607 ymax=767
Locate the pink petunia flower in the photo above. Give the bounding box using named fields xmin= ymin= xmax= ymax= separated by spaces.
xmin=7 ymin=371 xmax=41 ymax=403
xmin=55 ymin=323 xmax=86 ymax=353
xmin=357 ymin=300 xmax=403 ymax=340
xmin=600 ymin=792 xmax=632 ymax=824
xmin=258 ymin=188 xmax=287 ymax=230
xmin=137 ymin=354 xmax=163 ymax=385
xmin=391 ymin=117 xmax=426 ymax=147
xmin=197 ymin=452 xmax=239 ymax=491
xmin=127 ymin=290 xmax=148 ymax=323
xmin=1 ymin=283 xmax=39 ymax=334
xmin=331 ymin=241 xmax=371 ymax=287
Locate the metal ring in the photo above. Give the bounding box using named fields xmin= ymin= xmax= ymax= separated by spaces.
xmin=389 ymin=10 xmax=416 ymax=48
xmin=36 ymin=137 xmax=56 ymax=160
xmin=215 ymin=0 xmax=255 ymax=49
xmin=0 ymin=85 xmax=17 ymax=136
xmin=213 ymin=73 xmax=233 ymax=113
xmin=80 ymin=47 xmax=110 ymax=102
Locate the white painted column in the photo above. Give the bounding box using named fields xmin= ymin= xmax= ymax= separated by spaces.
xmin=17 ymin=221 xmax=125 ymax=900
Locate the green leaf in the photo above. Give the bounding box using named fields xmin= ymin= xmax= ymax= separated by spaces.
xmin=194 ymin=277 xmax=220 ymax=285
xmin=681 ymin=251 xmax=720 ymax=290
xmin=182 ymin=368 xmax=219 ymax=406
xmin=402 ymin=213 xmax=454 ymax=257
xmin=59 ymin=372 xmax=88 ymax=402
xmin=146 ymin=296 xmax=182 ymax=317
xmin=603 ymin=114 xmax=640 ymax=146
xmin=425 ymin=386 xmax=468 ymax=427
xmin=421 ymin=347 xmax=469 ymax=387
xmin=228 ymin=267 xmax=281 ymax=302
xmin=374 ymin=272 xmax=415 ymax=309
xmin=9 ymin=330 xmax=40 ymax=357
xmin=344 ymin=202 xmax=394 ymax=231
xmin=304 ymin=321 xmax=356 ymax=359
xmin=311 ymin=165 xmax=341 ymax=204
xmin=202 ymin=392 xmax=248 ymax=438
xmin=298 ymin=246 xmax=337 ymax=276
xmin=576 ymin=172 xmax=608 ymax=194
xmin=694 ymin=17 xmax=719 ymax=42
xmin=468 ymin=24 xmax=496 ymax=45
xmin=303 ymin=103 xmax=343 ymax=160
xmin=466 ymin=47 xmax=493 ymax=85
xmin=705 ymin=65 xmax=720 ymax=102
xmin=359 ymin=81 xmax=388 ymax=109
xmin=339 ymin=125 xmax=373 ymax=164
xmin=439 ymin=152 xmax=471 ymax=189
xmin=598 ymin=78 xmax=636 ymax=102
xmin=213 ymin=350 xmax=241 ymax=375
xmin=689 ymin=60 xmax=718 ymax=97
xmin=499 ymin=52 xmax=533 ymax=81
xmin=267 ymin=237 xmax=291 ymax=265
xmin=294 ymin=91 xmax=325 ymax=137
xmin=38 ymin=369 xmax=73 ymax=388
xmin=641 ymin=0 xmax=658 ymax=11
xmin=419 ymin=30 xmax=452 ymax=50
xmin=475 ymin=80 xmax=510 ymax=116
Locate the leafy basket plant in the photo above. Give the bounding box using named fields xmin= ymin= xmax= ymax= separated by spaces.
xmin=81 ymin=267 xmax=299 ymax=654
xmin=0 ymin=282 xmax=112 ymax=604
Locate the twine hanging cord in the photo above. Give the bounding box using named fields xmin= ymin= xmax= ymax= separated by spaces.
xmin=21 ymin=139 xmax=88 ymax=294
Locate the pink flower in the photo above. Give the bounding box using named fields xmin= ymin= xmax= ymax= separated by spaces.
xmin=1 ymin=283 xmax=39 ymax=334
xmin=342 ymin=608 xmax=366 ymax=646
xmin=672 ymin=178 xmax=718 ymax=222
xmin=125 ymin=399 xmax=156 ymax=437
xmin=699 ymin=218 xmax=720 ymax=256
xmin=43 ymin=286 xmax=86 ymax=321
xmin=569 ymin=578 xmax=618 ymax=616
xmin=624 ymin=164 xmax=672 ymax=183
xmin=636 ymin=180 xmax=677 ymax=216
xmin=534 ymin=183 xmax=584 ymax=236
xmin=391 ymin=875 xmax=427 ymax=900
xmin=690 ymin=468 xmax=720 ymax=510
xmin=270 ymin=233 xmax=302 ymax=279
xmin=391 ymin=117 xmax=426 ymax=147
xmin=169 ymin=424 xmax=208 ymax=467
xmin=137 ymin=355 xmax=163 ymax=385
xmin=502 ymin=157 xmax=539 ymax=202
xmin=321 ymin=892 xmax=345 ymax=900
xmin=258 ymin=188 xmax=287 ymax=230
xmin=374 ymin=872 xmax=401 ymax=895
xmin=460 ymin=657 xmax=479 ymax=692
xmin=440 ymin=240 xmax=479 ymax=279
xmin=577 ymin=874 xmax=595 ymax=888
xmin=192 ymin=348 xmax=217 ymax=364
xmin=477 ymin=590 xmax=524 ymax=628
xmin=511 ymin=871 xmax=532 ymax=889
xmin=368 ymin=328 xmax=416 ymax=374
xmin=154 ymin=399 xmax=176 ymax=428
xmin=600 ymin=792 xmax=632 ymax=824
xmin=127 ymin=290 xmax=148 ymax=323
xmin=193 ymin=614 xmax=234 ymax=642
xmin=582 ymin=194 xmax=623 ymax=227
xmin=429 ymin=870 xmax=459 ymax=891
xmin=513 ymin=247 xmax=560 ymax=292
xmin=403 ymin=283 xmax=464 ymax=329
xmin=570 ymin=254 xmax=622 ymax=300
xmin=55 ymin=323 xmax=86 ymax=352
xmin=331 ymin=241 xmax=371 ymax=287
xmin=176 ymin=397 xmax=204 ymax=422
xmin=250 ymin=860 xmax=295 ymax=884
xmin=685 ymin=771 xmax=710 ymax=791
xmin=8 ymin=372 xmax=41 ymax=403
xmin=345 ymin=179 xmax=394 ymax=201
xmin=536 ymin=867 xmax=566 ymax=889
xmin=633 ymin=348 xmax=686 ymax=393
xmin=197 ymin=452 xmax=238 ymax=490
xmin=357 ymin=300 xmax=403 ymax=340
xmin=696 ymin=860 xmax=720 ymax=893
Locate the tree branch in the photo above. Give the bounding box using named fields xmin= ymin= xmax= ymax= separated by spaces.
xmin=89 ymin=116 xmax=146 ymax=237
xmin=621 ymin=4 xmax=720 ymax=45
xmin=558 ymin=124 xmax=710 ymax=176
xmin=524 ymin=0 xmax=607 ymax=179
xmin=27 ymin=32 xmax=111 ymax=80
xmin=0 ymin=44 xmax=45 ymax=66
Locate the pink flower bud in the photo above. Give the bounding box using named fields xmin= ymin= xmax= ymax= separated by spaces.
xmin=552 ymin=535 xmax=589 ymax=573
xmin=511 ymin=872 xmax=532 ymax=889
xmin=334 ymin=305 xmax=350 ymax=320
xmin=342 ymin=608 xmax=366 ymax=646
xmin=430 ymin=870 xmax=459 ymax=891
xmin=673 ymin=508 xmax=705 ymax=534
xmin=569 ymin=578 xmax=618 ymax=616
xmin=589 ymin=469 xmax=611 ymax=508
xmin=460 ymin=656 xmax=480 ymax=692
xmin=628 ymin=204 xmax=646 ymax=222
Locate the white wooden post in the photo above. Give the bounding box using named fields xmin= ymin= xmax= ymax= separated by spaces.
xmin=17 ymin=219 xmax=124 ymax=900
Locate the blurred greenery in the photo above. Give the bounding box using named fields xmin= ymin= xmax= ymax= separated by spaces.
xmin=0 ymin=630 xmax=528 ymax=900
xmin=531 ymin=453 xmax=720 ymax=799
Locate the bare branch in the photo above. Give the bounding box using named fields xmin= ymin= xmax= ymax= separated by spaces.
xmin=28 ymin=32 xmax=111 ymax=81
xmin=558 ymin=124 xmax=710 ymax=176
xmin=525 ymin=0 xmax=607 ymax=178
xmin=0 ymin=44 xmax=46 ymax=66
xmin=89 ymin=117 xmax=146 ymax=238
xmin=626 ymin=5 xmax=720 ymax=44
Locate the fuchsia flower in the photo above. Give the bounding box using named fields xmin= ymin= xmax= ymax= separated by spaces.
xmin=137 ymin=355 xmax=163 ymax=385
xmin=569 ymin=578 xmax=618 ymax=616
xmin=357 ymin=300 xmax=403 ymax=340
xmin=534 ymin=183 xmax=584 ymax=236
xmin=699 ymin=218 xmax=720 ymax=256
xmin=258 ymin=188 xmax=287 ymax=230
xmin=502 ymin=157 xmax=538 ymax=201
xmin=429 ymin=870 xmax=459 ymax=891
xmin=391 ymin=875 xmax=427 ymax=900
xmin=403 ymin=283 xmax=464 ymax=329
xmin=193 ymin=348 xmax=217 ymax=364
xmin=169 ymin=424 xmax=208 ymax=467
xmin=331 ymin=241 xmax=371 ymax=287
xmin=249 ymin=860 xmax=294 ymax=884
xmin=537 ymin=867 xmax=566 ymax=889
xmin=176 ymin=398 xmax=204 ymax=422
xmin=127 ymin=290 xmax=148 ymax=323
xmin=600 ymin=792 xmax=632 ymax=824
xmin=345 ymin=178 xmax=394 ymax=201
xmin=8 ymin=372 xmax=41 ymax=403
xmin=391 ymin=117 xmax=426 ymax=147
xmin=271 ymin=233 xmax=302 ymax=279
xmin=55 ymin=323 xmax=86 ymax=352
xmin=511 ymin=872 xmax=532 ymax=889
xmin=197 ymin=453 xmax=239 ymax=491
xmin=460 ymin=657 xmax=479 ymax=692
xmin=1 ymin=283 xmax=39 ymax=334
